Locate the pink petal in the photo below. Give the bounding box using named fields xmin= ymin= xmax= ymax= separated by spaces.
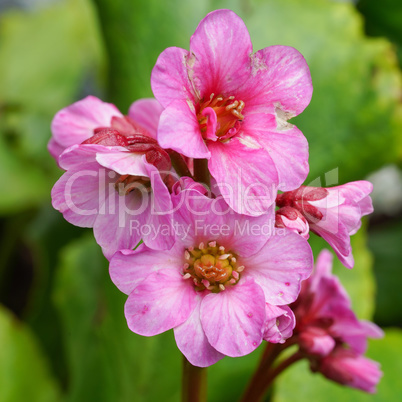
xmin=51 ymin=96 xmax=122 ymax=151
xmin=220 ymin=200 xmax=275 ymax=257
xmin=93 ymin=189 xmax=148 ymax=259
xmin=125 ymin=268 xmax=198 ymax=336
xmin=51 ymin=161 xmax=104 ymax=228
xmin=242 ymin=113 xmax=309 ymax=191
xmin=109 ymin=245 xmax=182 ymax=295
xmin=208 ymin=134 xmax=278 ymax=216
xmin=142 ymin=162 xmax=175 ymax=250
xmin=337 ymin=181 xmax=373 ymax=206
xmin=313 ymin=249 xmax=334 ymax=278
xmin=200 ymin=277 xmax=266 ymax=357
xmin=128 ymin=98 xmax=164 ymax=139
xmin=174 ymin=296 xmax=224 ymax=367
xmin=189 ymin=9 xmax=252 ymax=97
xmin=157 ymin=100 xmax=210 ymax=158
xmin=173 ymin=189 xmax=226 ymax=248
xmin=242 ymin=46 xmax=312 ymax=117
xmin=151 ymin=47 xmax=196 ymax=108
xmin=310 ymin=216 xmax=353 ymax=268
xmin=48 ymin=137 xmax=66 ymax=162
xmin=244 ymin=231 xmax=313 ymax=305
xmin=264 ymin=304 xmax=295 ymax=343
xmin=95 ymin=150 xmax=149 ymax=177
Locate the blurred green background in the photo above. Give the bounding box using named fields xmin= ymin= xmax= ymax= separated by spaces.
xmin=0 ymin=0 xmax=401 ymax=401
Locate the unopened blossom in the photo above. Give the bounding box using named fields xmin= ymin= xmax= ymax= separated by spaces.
xmin=151 ymin=9 xmax=312 ymax=215
xmin=51 ymin=97 xmax=174 ymax=259
xmin=110 ymin=184 xmax=313 ymax=367
xmin=316 ymin=347 xmax=382 ymax=393
xmin=48 ymin=95 xmax=163 ymax=161
xmin=276 ymin=181 xmax=374 ymax=268
xmin=291 ymin=250 xmax=383 ymax=392
xmin=264 ymin=304 xmax=295 ymax=344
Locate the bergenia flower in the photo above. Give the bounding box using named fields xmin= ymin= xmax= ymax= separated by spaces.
xmin=151 ymin=9 xmax=312 ymax=215
xmin=292 ymin=250 xmax=383 ymax=392
xmin=264 ymin=304 xmax=295 ymax=344
xmin=275 ymin=181 xmax=374 ymax=268
xmin=316 ymin=347 xmax=382 ymax=393
xmin=109 ymin=185 xmax=313 ymax=367
xmin=51 ymin=97 xmax=174 ymax=259
xmin=48 ymin=95 xmax=163 ymax=161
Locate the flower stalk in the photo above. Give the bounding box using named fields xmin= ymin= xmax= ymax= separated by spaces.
xmin=240 ymin=348 xmax=304 ymax=402
xmin=182 ymin=356 xmax=207 ymax=402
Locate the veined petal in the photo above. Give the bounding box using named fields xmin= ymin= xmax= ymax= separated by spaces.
xmin=51 ymin=96 xmax=122 ymax=150
xmin=157 ymin=100 xmax=210 ymax=158
xmin=174 ymin=296 xmax=224 ymax=367
xmin=109 ymin=245 xmax=182 ymax=295
xmin=244 ymin=231 xmax=313 ymax=305
xmin=242 ymin=113 xmax=309 ymax=191
xmin=208 ymin=135 xmax=278 ymax=216
xmin=125 ymin=268 xmax=198 ymax=336
xmin=200 ymin=277 xmax=266 ymax=357
xmin=51 ymin=161 xmax=102 ymax=228
xmin=151 ymin=47 xmax=196 ymax=108
xmin=96 ymin=150 xmax=149 ymax=177
xmin=48 ymin=137 xmax=66 ymax=162
xmin=189 ymin=9 xmax=252 ymax=98
xmin=93 ymin=188 xmax=149 ymax=259
xmin=242 ymin=46 xmax=312 ymax=116
xmin=128 ymin=98 xmax=164 ymax=139
xmin=142 ymin=162 xmax=175 ymax=251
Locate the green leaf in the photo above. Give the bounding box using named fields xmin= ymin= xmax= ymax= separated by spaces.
xmin=245 ymin=0 xmax=402 ymax=182
xmin=0 ymin=0 xmax=103 ymax=213
xmin=273 ymin=328 xmax=402 ymax=402
xmin=53 ymin=234 xmax=181 ymax=402
xmin=368 ymin=219 xmax=402 ymax=326
xmin=0 ymin=305 xmax=62 ymax=402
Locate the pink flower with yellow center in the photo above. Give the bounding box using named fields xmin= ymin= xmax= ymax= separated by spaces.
xmin=109 ymin=184 xmax=313 ymax=367
xmin=151 ymin=9 xmax=313 ymax=215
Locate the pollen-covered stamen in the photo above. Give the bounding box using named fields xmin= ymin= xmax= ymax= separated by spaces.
xmin=197 ymin=93 xmax=245 ymax=139
xmin=182 ymin=241 xmax=244 ymax=292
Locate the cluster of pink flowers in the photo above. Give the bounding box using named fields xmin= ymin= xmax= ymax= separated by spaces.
xmin=292 ymin=250 xmax=383 ymax=392
xmin=49 ymin=8 xmax=382 ymax=393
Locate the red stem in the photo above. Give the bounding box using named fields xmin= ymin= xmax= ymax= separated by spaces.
xmin=182 ymin=356 xmax=207 ymax=402
xmin=240 ymin=345 xmax=304 ymax=402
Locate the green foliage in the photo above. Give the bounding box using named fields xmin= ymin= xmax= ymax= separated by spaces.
xmin=53 ymin=234 xmax=181 ymax=402
xmin=0 ymin=0 xmax=103 ymax=213
xmin=0 ymin=306 xmax=61 ymax=402
xmin=368 ymin=219 xmax=402 ymax=326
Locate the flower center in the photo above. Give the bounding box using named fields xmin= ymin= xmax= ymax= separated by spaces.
xmin=197 ymin=93 xmax=244 ymax=140
xmin=114 ymin=174 xmax=151 ymax=196
xmin=182 ymin=241 xmax=244 ymax=292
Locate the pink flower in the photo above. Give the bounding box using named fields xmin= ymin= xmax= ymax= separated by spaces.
xmin=51 ymin=97 xmax=174 ymax=259
xmin=291 ymin=250 xmax=383 ymax=392
xmin=264 ymin=304 xmax=295 ymax=344
xmin=293 ymin=250 xmax=383 ymax=358
xmin=276 ymin=181 xmax=374 ymax=268
xmin=317 ymin=347 xmax=382 ymax=393
xmin=151 ymin=9 xmax=312 ymax=215
xmin=109 ymin=186 xmax=313 ymax=367
xmin=48 ymin=95 xmax=163 ymax=161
